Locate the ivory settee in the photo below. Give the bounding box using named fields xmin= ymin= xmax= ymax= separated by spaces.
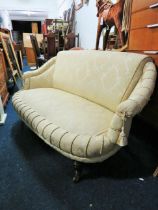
xmin=12 ymin=50 xmax=157 ymax=181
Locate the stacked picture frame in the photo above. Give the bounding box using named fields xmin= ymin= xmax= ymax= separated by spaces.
xmin=0 ymin=32 xmax=23 ymax=89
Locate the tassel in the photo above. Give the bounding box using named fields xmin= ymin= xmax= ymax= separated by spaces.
xmin=116 ymin=112 xmax=128 ymax=147
xmin=117 ymin=127 xmax=128 ymax=146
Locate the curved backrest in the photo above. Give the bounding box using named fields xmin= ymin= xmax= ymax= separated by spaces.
xmin=53 ymin=50 xmax=152 ymax=112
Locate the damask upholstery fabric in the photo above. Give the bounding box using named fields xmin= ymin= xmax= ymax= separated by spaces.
xmin=13 ymin=88 xmax=114 ymax=136
xmin=54 ymin=50 xmax=151 ymax=112
xmin=23 ymin=57 xmax=56 ymax=89
xmin=12 ymin=51 xmax=157 ymax=163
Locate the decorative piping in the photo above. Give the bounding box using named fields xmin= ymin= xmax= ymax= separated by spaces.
xmin=19 ymin=105 xmax=28 ymax=115
xmin=22 ymin=107 xmax=32 ymax=119
xmin=36 ymin=119 xmax=46 ymax=132
xmin=30 ymin=114 xmax=41 ymax=127
xmin=70 ymin=135 xmax=79 ymax=155
xmin=49 ymin=127 xmax=60 ymax=144
xmin=86 ymin=136 xmax=92 ymax=157
xmin=41 ymin=123 xmax=54 ymax=139
xmin=59 ymin=132 xmax=69 ymax=149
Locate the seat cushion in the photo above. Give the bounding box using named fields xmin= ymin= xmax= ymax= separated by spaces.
xmin=14 ymin=88 xmax=114 ymax=136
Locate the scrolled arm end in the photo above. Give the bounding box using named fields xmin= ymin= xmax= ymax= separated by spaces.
xmin=23 ymin=57 xmax=56 ymax=90
xmin=117 ymin=62 xmax=157 ymax=117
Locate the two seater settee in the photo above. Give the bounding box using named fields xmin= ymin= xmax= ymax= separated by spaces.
xmin=12 ymin=50 xmax=157 ymax=181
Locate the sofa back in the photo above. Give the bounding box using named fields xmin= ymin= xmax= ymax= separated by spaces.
xmin=53 ymin=50 xmax=151 ymax=112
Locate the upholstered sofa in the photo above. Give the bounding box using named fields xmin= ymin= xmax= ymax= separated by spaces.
xmin=12 ymin=50 xmax=157 ymax=181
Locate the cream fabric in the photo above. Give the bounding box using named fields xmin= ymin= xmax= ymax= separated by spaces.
xmin=54 ymin=50 xmax=150 ymax=112
xmin=117 ymin=62 xmax=157 ymax=117
xmin=12 ymin=51 xmax=157 ymax=163
xmin=14 ymin=88 xmax=114 ymax=136
xmin=23 ymin=57 xmax=56 ymax=89
xmin=12 ymin=90 xmax=120 ymax=163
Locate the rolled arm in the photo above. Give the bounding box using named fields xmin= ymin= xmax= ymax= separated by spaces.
xmin=106 ymin=61 xmax=157 ymax=147
xmin=117 ymin=62 xmax=157 ymax=117
xmin=23 ymin=57 xmax=56 ymax=89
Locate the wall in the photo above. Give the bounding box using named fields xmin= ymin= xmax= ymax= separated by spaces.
xmin=57 ymin=0 xmax=117 ymax=49
xmin=75 ymin=1 xmax=98 ymax=49
xmin=57 ymin=0 xmax=97 ymax=49
xmin=0 ymin=0 xmax=58 ymax=19
xmin=58 ymin=0 xmax=72 ymax=18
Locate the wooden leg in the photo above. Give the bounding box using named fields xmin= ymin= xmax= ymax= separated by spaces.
xmin=103 ymin=28 xmax=111 ymax=50
xmin=153 ymin=166 xmax=158 ymax=177
xmin=95 ymin=20 xmax=103 ymax=50
xmin=73 ymin=161 xmax=82 ymax=183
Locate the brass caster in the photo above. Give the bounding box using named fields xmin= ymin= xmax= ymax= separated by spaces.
xmin=72 ymin=161 xmax=82 ymax=183
xmin=73 ymin=171 xmax=80 ymax=183
xmin=153 ymin=166 xmax=158 ymax=177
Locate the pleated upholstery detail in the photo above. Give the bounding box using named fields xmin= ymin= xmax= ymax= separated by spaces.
xmin=50 ymin=128 xmax=67 ymax=148
xmin=60 ymin=133 xmax=78 ymax=154
xmin=71 ymin=135 xmax=91 ymax=157
xmin=12 ymin=91 xmax=119 ymax=161
xmin=86 ymin=136 xmax=104 ymax=157
xmin=42 ymin=124 xmax=59 ymax=140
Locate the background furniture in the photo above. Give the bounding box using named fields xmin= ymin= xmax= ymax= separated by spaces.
xmin=43 ymin=33 xmax=56 ymax=60
xmin=23 ymin=33 xmax=43 ymax=66
xmin=31 ymin=22 xmax=38 ymax=34
xmin=25 ymin=48 xmax=36 ymax=66
xmin=0 ymin=94 xmax=7 ymax=124
xmin=12 ymin=51 xmax=157 ymax=182
xmin=0 ymin=49 xmax=9 ymax=106
xmin=64 ymin=33 xmax=79 ymax=50
xmin=42 ymin=19 xmax=69 ymax=52
xmin=128 ymin=0 xmax=158 ymax=65
xmin=0 ymin=32 xmax=22 ymax=89
xmin=127 ymin=0 xmax=158 ymax=126
xmin=0 ymin=28 xmax=10 ymax=35
xmin=127 ymin=0 xmax=158 ymax=177
xmin=30 ymin=35 xmax=46 ymax=68
xmin=13 ymin=43 xmax=23 ymax=70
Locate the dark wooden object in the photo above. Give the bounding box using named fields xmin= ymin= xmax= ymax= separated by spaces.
xmin=0 ymin=32 xmax=22 ymax=89
xmin=73 ymin=161 xmax=82 ymax=183
xmin=128 ymin=0 xmax=158 ymax=58
xmin=96 ymin=0 xmax=125 ymax=50
xmin=127 ymin=0 xmax=158 ymax=125
xmin=25 ymin=48 xmax=36 ymax=66
xmin=46 ymin=33 xmax=56 ymax=59
xmin=0 ymin=28 xmax=10 ymax=35
xmin=64 ymin=33 xmax=79 ymax=50
xmin=43 ymin=33 xmax=56 ymax=59
xmin=0 ymin=49 xmax=9 ymax=106
xmin=127 ymin=0 xmax=158 ymax=177
xmin=30 ymin=35 xmax=46 ymax=68
xmin=13 ymin=43 xmax=23 ymax=70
